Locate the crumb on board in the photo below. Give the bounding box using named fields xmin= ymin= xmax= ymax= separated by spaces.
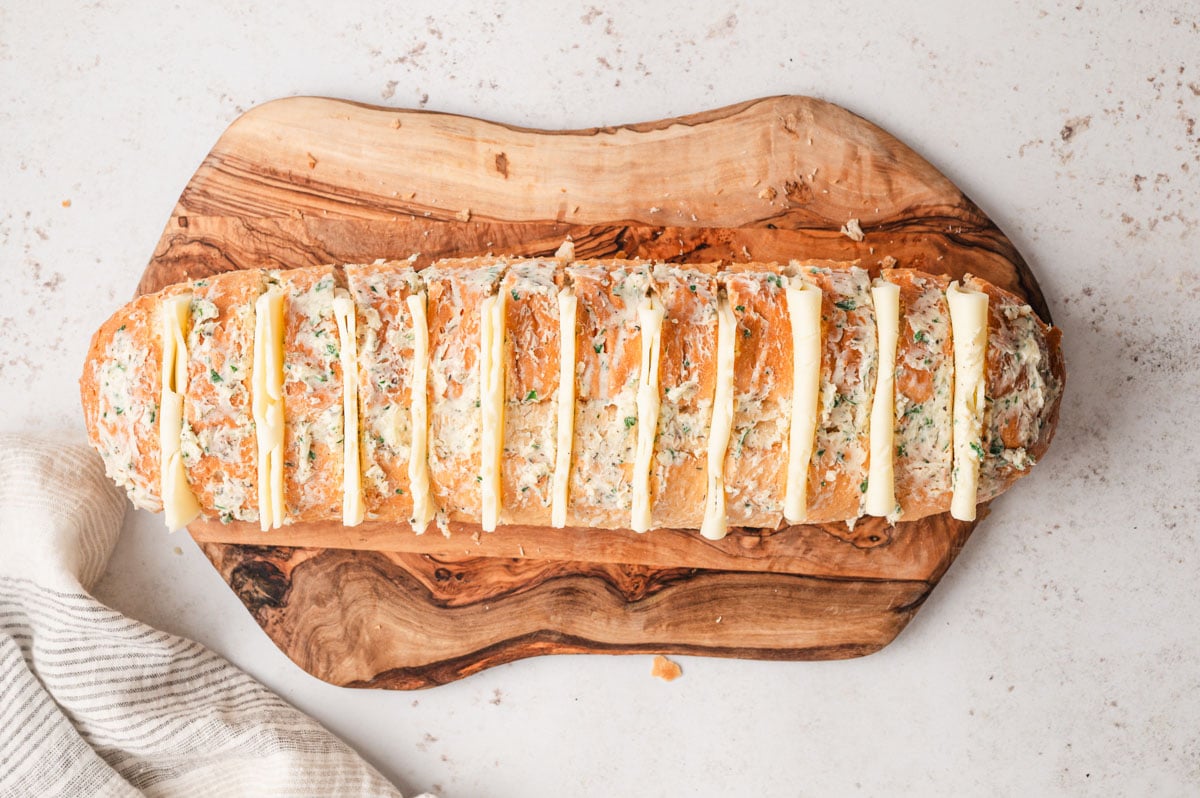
xmin=649 ymin=206 xmax=661 ymax=214
xmin=757 ymin=186 xmax=777 ymax=201
xmin=456 ymin=208 xmax=471 ymax=222
xmin=651 ymin=655 xmax=682 ymax=681
xmin=879 ymin=255 xmax=898 ymax=269
xmin=392 ymin=118 xmax=403 ymax=129
xmin=172 ymin=546 xmax=183 ymax=556
xmin=60 ymin=199 xmax=71 ymax=208
xmin=306 ymin=152 xmax=318 ymax=169
xmin=840 ymin=218 xmax=865 ymax=242
xmin=554 ymin=238 xmax=576 ymax=260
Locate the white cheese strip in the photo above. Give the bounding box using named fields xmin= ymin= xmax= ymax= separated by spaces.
xmin=551 ymin=286 xmax=577 ymax=528
xmin=252 ymin=288 xmax=286 ymax=531
xmin=405 ymin=292 xmax=435 ymax=533
xmin=700 ymin=293 xmax=737 ymax=540
xmin=865 ymin=279 xmax=900 ymax=517
xmin=631 ymin=293 xmax=665 ymax=532
xmin=479 ymin=291 xmax=507 ymax=532
xmin=159 ymin=293 xmax=201 ymax=531
xmin=333 ymin=291 xmax=364 ymax=527
xmin=783 ymin=277 xmax=822 ymax=524
xmin=946 ymin=281 xmax=989 ymax=521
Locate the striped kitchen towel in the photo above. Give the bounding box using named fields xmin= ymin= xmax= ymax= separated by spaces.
xmin=0 ymin=435 xmax=418 ymax=797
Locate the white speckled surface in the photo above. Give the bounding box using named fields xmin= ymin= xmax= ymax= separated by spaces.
xmin=3 ymin=2 xmax=1199 ymax=795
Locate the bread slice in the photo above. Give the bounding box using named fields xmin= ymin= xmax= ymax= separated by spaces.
xmin=345 ymin=259 xmax=423 ymax=523
xmin=180 ymin=269 xmax=264 ymax=524
xmin=721 ymin=270 xmax=793 ymax=529
xmin=969 ymin=275 xmax=1065 ymax=502
xmin=424 ymin=258 xmax=506 ymax=523
xmin=566 ymin=261 xmax=649 ymax=528
xmin=80 ymin=290 xmax=179 ymax=513
xmin=275 ymin=266 xmax=344 ymax=523
xmin=796 ymin=262 xmax=878 ymax=523
xmin=889 ymin=270 xmax=954 ymax=520
xmin=499 ymin=259 xmax=562 ymax=526
xmin=648 ymin=265 xmax=719 ymax=530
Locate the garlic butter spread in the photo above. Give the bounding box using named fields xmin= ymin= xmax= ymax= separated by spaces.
xmin=159 ymin=293 xmax=201 ymax=531
xmin=333 ymin=291 xmax=364 ymax=526
xmin=947 ymin=281 xmax=989 ymax=521
xmin=783 ymin=277 xmax=822 ymax=523
xmin=551 ymin=286 xmax=578 ymax=528
xmin=701 ymin=293 xmax=736 ymax=540
xmin=252 ymin=288 xmax=286 ymax=530
xmin=631 ymin=293 xmax=665 ymax=532
xmin=865 ymin=279 xmax=900 ymax=517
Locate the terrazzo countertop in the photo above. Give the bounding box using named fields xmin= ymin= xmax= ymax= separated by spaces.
xmin=3 ymin=2 xmax=1198 ymax=795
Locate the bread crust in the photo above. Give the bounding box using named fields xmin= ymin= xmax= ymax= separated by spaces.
xmin=499 ymin=260 xmax=561 ymax=526
xmin=722 ymin=270 xmax=793 ymax=529
xmin=424 ymin=258 xmax=505 ymax=523
xmin=276 ymin=265 xmax=344 ymax=523
xmin=648 ymin=265 xmax=719 ymax=530
xmin=345 ymin=260 xmax=422 ymax=523
xmin=182 ymin=269 xmax=264 ymax=523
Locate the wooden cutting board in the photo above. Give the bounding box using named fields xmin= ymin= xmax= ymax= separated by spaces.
xmin=141 ymin=95 xmax=1049 ymax=689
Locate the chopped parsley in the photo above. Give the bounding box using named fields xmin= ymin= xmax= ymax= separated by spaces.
xmin=210 ymin=369 xmax=223 ymax=383
xmin=735 ymin=305 xmax=746 ymax=313
xmin=623 ymin=416 xmax=637 ymax=428
xmin=835 ymin=299 xmax=857 ymax=312
xmin=859 ymin=479 xmax=868 ymax=493
xmin=969 ymin=441 xmax=986 ymax=460
xmin=593 ymin=343 xmax=604 ymax=354
xmin=526 ymin=389 xmax=538 ymax=401
xmin=511 ymin=289 xmax=520 ymax=301
xmin=913 ymin=329 xmax=928 ymax=343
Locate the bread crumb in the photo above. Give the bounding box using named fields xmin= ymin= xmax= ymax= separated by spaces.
xmin=518 ymin=544 xmax=525 ymax=557
xmin=554 ymin=238 xmax=576 ymax=261
xmin=758 ymin=186 xmax=777 ymax=202
xmin=742 ymin=246 xmax=752 ymax=259
xmin=651 ymin=655 xmax=682 ymax=681
xmin=306 ymin=152 xmax=318 ymax=169
xmin=880 ymin=255 xmax=898 ymax=270
xmin=456 ymin=208 xmax=471 ymax=222
xmin=840 ymin=218 xmax=865 ymax=242
xmin=715 ymin=615 xmax=722 ymax=623
xmin=649 ymin=206 xmax=661 ymax=214
xmin=392 ymin=118 xmax=403 ymax=129
xmin=172 ymin=546 xmax=183 ymax=556
xmin=60 ymin=199 xmax=71 ymax=208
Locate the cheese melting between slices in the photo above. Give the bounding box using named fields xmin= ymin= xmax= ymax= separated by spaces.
xmin=701 ymin=293 xmax=737 ymax=540
xmin=783 ymin=277 xmax=822 ymax=524
xmin=252 ymin=288 xmax=286 ymax=531
xmin=865 ymin=279 xmax=900 ymax=517
xmin=551 ymin=286 xmax=577 ymax=528
xmin=159 ymin=293 xmax=201 ymax=531
xmin=631 ymin=293 xmax=665 ymax=532
xmin=946 ymin=281 xmax=989 ymax=521
xmin=479 ymin=291 xmax=507 ymax=532
xmin=333 ymin=291 xmax=364 ymax=526
xmin=405 ymin=292 xmax=435 ymax=533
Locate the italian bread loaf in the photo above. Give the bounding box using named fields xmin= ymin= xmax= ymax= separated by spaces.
xmin=80 ymin=256 xmax=1064 ymax=538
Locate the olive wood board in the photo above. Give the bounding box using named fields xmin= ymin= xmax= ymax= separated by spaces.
xmin=140 ymin=95 xmax=1047 ymax=689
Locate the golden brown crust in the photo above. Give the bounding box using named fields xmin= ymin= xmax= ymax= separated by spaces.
xmin=80 ymin=291 xmax=171 ymax=513
xmin=424 ymin=258 xmax=504 ymax=522
xmin=889 ymin=270 xmax=953 ymax=520
xmin=277 ymin=265 xmax=344 ymax=523
xmin=182 ymin=269 xmax=264 ymax=523
xmin=499 ymin=260 xmax=561 ymax=526
xmin=345 ymin=260 xmax=421 ymax=523
xmin=648 ymin=265 xmax=719 ymax=530
xmin=566 ymin=261 xmax=647 ymax=528
xmin=722 ymin=271 xmax=792 ymax=528
xmin=797 ymin=263 xmax=877 ymax=524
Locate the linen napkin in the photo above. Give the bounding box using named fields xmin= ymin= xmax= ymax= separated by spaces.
xmin=0 ymin=434 xmax=411 ymax=797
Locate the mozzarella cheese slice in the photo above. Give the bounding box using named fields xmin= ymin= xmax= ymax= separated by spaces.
xmin=783 ymin=277 xmax=822 ymax=524
xmin=946 ymin=281 xmax=989 ymax=521
xmin=333 ymin=291 xmax=364 ymax=527
xmin=551 ymin=286 xmax=577 ymax=528
xmin=405 ymin=292 xmax=435 ymax=533
xmin=252 ymin=288 xmax=286 ymax=531
xmin=700 ymin=293 xmax=737 ymax=540
xmin=159 ymin=293 xmax=201 ymax=531
xmin=865 ymin=279 xmax=900 ymax=517
xmin=631 ymin=293 xmax=665 ymax=532
xmin=479 ymin=291 xmax=507 ymax=532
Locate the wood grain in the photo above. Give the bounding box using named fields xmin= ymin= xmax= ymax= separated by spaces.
xmin=138 ymin=95 xmax=1051 ymax=688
